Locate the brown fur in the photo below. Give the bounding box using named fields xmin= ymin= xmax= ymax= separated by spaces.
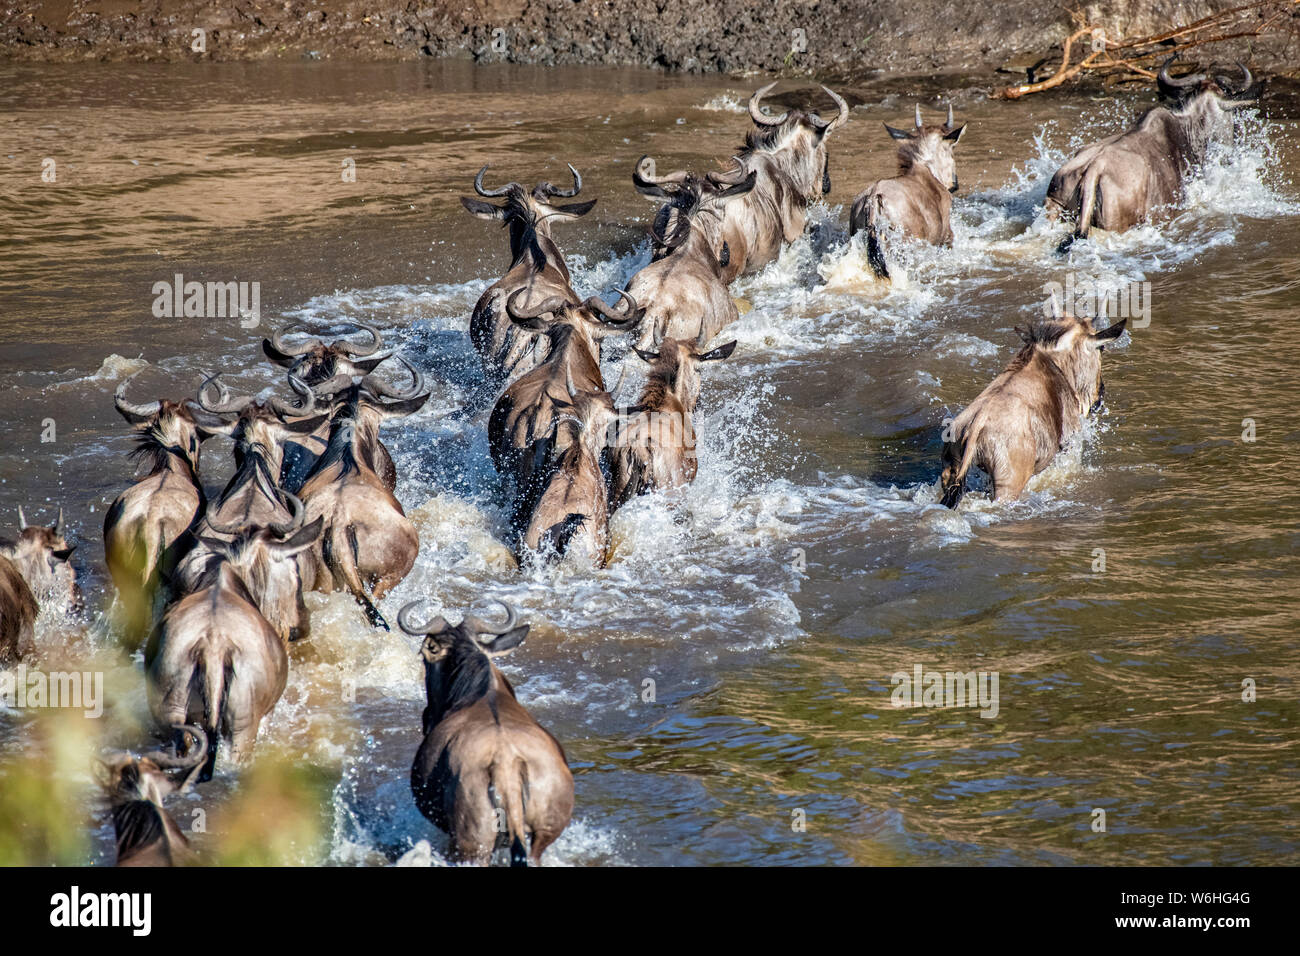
xmin=610 ymin=338 xmax=735 ymax=511
xmin=403 ymin=602 xmax=573 ymax=866
xmin=1047 ymin=73 xmax=1256 ymax=244
xmin=849 ymin=114 xmax=966 ymax=278
xmin=940 ymin=316 xmax=1126 ymax=506
xmin=0 ymin=554 xmax=38 ymax=664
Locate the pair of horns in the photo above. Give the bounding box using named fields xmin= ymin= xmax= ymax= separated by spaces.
xmin=270 ymin=322 xmax=384 ymax=359
xmin=197 ymin=371 xmax=315 ymax=418
xmin=312 ymin=354 xmax=426 ymax=403
xmin=474 ymin=164 xmax=582 ymax=199
xmin=17 ymin=506 xmax=63 ymax=534
xmin=749 ymin=83 xmax=849 ymax=132
xmin=911 ymin=103 xmax=956 ymax=129
xmin=118 ymin=725 xmax=208 ymax=772
xmin=398 ymin=598 xmax=520 ymax=639
xmin=1157 ymin=54 xmax=1252 ymax=94
xmin=505 ymin=287 xmax=640 ymax=325
xmin=205 ymin=488 xmax=306 ymax=537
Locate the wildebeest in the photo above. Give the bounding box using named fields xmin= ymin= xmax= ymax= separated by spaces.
xmin=261 ymin=323 xmax=398 ymax=493
xmin=629 ymin=157 xmax=757 ymax=348
xmin=105 ymin=373 xmax=230 ymax=639
xmin=848 ymin=104 xmax=966 ymax=278
xmin=95 ymin=725 xmax=206 ymax=867
xmin=609 ymin=331 xmax=736 ymax=512
xmin=939 ymin=315 xmax=1127 ymax=507
xmin=401 ymin=599 xmax=573 ymax=866
xmin=462 ymin=165 xmax=595 ymax=388
xmin=148 ymin=511 xmax=321 ymax=779
xmin=1047 ymin=60 xmax=1260 ymax=249
xmin=715 ymin=83 xmax=849 ymax=282
xmin=2 ymin=508 xmax=80 ymax=614
xmin=0 ymin=553 xmax=37 ymax=663
xmin=298 ymin=358 xmax=429 ymax=630
xmin=520 ymin=371 xmax=623 ymax=566
xmin=488 ymin=288 xmax=641 ymax=531
xmin=170 ymin=374 xmax=326 ymax=638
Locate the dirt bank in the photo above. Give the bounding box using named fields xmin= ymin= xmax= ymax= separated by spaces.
xmin=3 ymin=1 xmax=1297 ymax=77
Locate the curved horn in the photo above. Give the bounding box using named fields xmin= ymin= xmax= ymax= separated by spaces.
xmin=915 ymin=103 xmax=924 ymax=130
xmin=363 ymin=354 xmax=425 ymax=401
xmin=268 ymin=492 xmax=305 ymax=536
xmin=609 ymin=359 xmax=630 ymax=404
xmin=1158 ymin=54 xmax=1204 ymax=91
xmin=270 ymin=324 xmax=319 ymax=358
xmin=705 ymin=157 xmax=750 ymax=187
xmin=586 ymin=289 xmax=639 ymax=325
xmin=1234 ymin=61 xmax=1253 ymax=93
xmin=464 ymin=599 xmax=520 ymax=638
xmin=946 ymin=102 xmax=954 ymax=130
xmin=54 ymin=508 xmax=63 ymax=535
xmin=196 ymin=372 xmax=254 ymax=415
xmin=17 ymin=506 xmax=26 ymax=530
xmin=473 ymin=164 xmax=512 ymax=198
xmin=267 ymin=374 xmax=316 ymax=419
xmin=565 ymin=360 xmax=578 ymax=399
xmin=311 ymin=371 xmax=358 ymax=401
xmin=140 ymin=725 xmax=209 ymax=771
xmin=542 ymin=163 xmax=582 ymax=198
xmin=633 ymin=155 xmax=691 ymax=192
xmin=334 ymin=322 xmax=383 ymax=358
xmin=114 ymin=372 xmax=161 ymax=422
xmin=505 ymin=287 xmax=568 ymax=322
xmin=749 ymin=82 xmax=788 ymax=127
xmin=397 ymin=600 xmax=449 ymax=637
xmin=818 ymin=86 xmax=850 ymax=131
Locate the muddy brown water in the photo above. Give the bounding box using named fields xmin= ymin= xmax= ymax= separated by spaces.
xmin=1 ymin=60 xmax=1297 ymax=865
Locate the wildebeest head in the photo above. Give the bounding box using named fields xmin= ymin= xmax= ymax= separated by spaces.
xmin=196 ymin=372 xmax=329 ymax=467
xmin=1012 ymin=314 xmax=1127 ymax=413
xmin=633 ymin=156 xmax=757 ymax=263
xmin=883 ymin=104 xmax=967 ymax=193
xmin=460 ymin=165 xmax=596 ymax=254
xmin=505 ymin=286 xmax=645 ymax=343
xmin=399 ymin=599 xmax=529 ymax=724
xmin=114 ymin=371 xmax=231 ymax=474
xmin=261 ymin=322 xmax=392 ymax=384
xmin=96 ymin=725 xmax=207 ymax=865
xmin=97 ymin=725 xmax=208 ymax=808
xmin=4 ymin=507 xmax=78 ymax=607
xmin=745 ymin=82 xmax=850 ymax=199
xmin=196 ymin=492 xmax=323 ymax=641
xmin=633 ymin=328 xmax=737 ymax=411
xmin=1156 ymin=58 xmax=1260 ymax=152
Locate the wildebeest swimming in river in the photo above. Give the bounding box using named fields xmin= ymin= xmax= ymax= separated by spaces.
xmin=940 ymin=314 xmax=1126 ymax=507
xmin=849 ymin=103 xmax=967 ymax=279
xmin=1048 ymin=59 xmax=1261 ymax=249
xmin=402 ymin=599 xmax=573 ymax=866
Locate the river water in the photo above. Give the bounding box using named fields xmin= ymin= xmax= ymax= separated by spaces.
xmin=1 ymin=61 xmax=1297 ymax=866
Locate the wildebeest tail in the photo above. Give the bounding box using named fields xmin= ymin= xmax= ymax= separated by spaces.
xmin=1060 ymin=165 xmax=1100 ymax=254
xmin=339 ymin=524 xmax=387 ymax=631
xmin=940 ymin=421 xmax=981 ymax=510
xmin=865 ymin=195 xmax=890 ymax=279
xmin=490 ymin=758 xmax=531 ymax=867
xmin=195 ymin=645 xmax=227 ymax=781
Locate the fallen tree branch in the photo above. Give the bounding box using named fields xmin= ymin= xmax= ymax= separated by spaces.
xmin=995 ymin=1 xmax=1294 ymax=99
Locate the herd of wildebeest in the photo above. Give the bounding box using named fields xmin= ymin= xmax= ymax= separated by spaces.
xmin=0 ymin=59 xmax=1264 ymax=864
